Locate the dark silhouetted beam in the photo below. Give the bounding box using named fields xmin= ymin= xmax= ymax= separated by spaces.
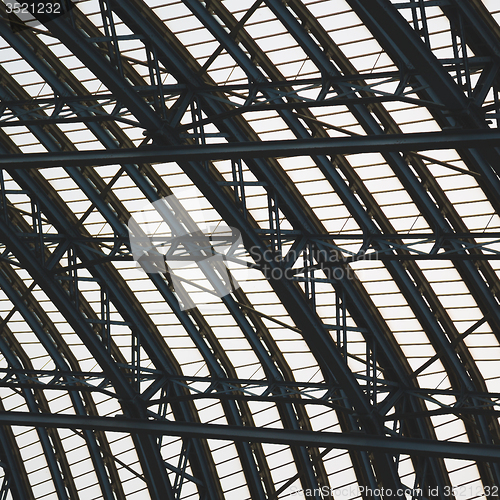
xmin=2 ymin=411 xmax=500 ymax=462
xmin=2 ymin=130 xmax=500 ymax=169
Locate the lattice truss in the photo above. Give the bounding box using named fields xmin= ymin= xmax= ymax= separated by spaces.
xmin=0 ymin=0 xmax=500 ymax=499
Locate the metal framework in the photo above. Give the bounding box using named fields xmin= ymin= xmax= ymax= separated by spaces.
xmin=0 ymin=0 xmax=500 ymax=498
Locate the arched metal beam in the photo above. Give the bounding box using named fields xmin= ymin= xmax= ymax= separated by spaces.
xmin=33 ymin=5 xmax=380 ymax=498
xmin=0 ymin=217 xmax=175 ymax=500
xmin=0 ymin=399 xmax=34 ymax=500
xmin=0 ymin=18 xmax=225 ymax=497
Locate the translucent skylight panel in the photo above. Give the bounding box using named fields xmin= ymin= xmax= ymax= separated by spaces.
xmin=4 ymin=128 xmax=39 ymax=148
xmin=1 ymin=388 xmax=28 ymax=412
xmin=219 ymin=0 xmax=255 ymax=20
xmin=208 ymin=441 xmax=247 ymax=498
xmin=1 ymin=57 xmax=33 ymax=78
xmin=446 ymin=185 xmax=490 ymax=204
xmin=245 ymin=6 xmax=282 ymax=34
xmin=322 ymin=451 xmax=358 ymax=493
xmin=162 ymin=4 xmax=200 ymax=31
xmin=307 ymin=404 xmax=340 ymax=433
xmin=361 ymin=172 xmax=404 ymax=194
xmin=385 ymin=103 xmax=439 ymax=132
xmin=244 ymin=111 xmax=295 ymax=140
xmin=399 ymin=114 xmax=441 ymax=134
xmin=308 ymin=105 xmax=356 ymax=134
xmin=238 ymin=281 xmax=291 ymax=317
xmin=339 ymin=38 xmax=380 ymax=68
xmin=263 ymin=443 xmax=296 ymax=476
xmin=0 ymin=43 xmax=20 ymax=62
xmin=443 ymin=460 xmax=481 ymax=497
xmin=318 ymin=4 xmax=360 ymax=34
xmin=321 ymin=107 xmax=362 ymax=131
xmin=14 ymin=427 xmax=54 ymax=496
xmin=173 ymin=28 xmax=216 ymax=56
xmin=107 ymin=432 xmax=144 ymax=476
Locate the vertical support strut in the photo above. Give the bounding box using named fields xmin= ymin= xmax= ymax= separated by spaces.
xmin=132 ymin=328 xmax=141 ymax=393
xmin=101 ymin=287 xmax=111 ymax=352
xmin=31 ymin=198 xmax=44 ymax=265
xmin=302 ymin=243 xmax=315 ymax=308
xmin=410 ymin=0 xmax=430 ymax=47
xmin=0 ymin=170 xmax=6 ymax=223
xmin=191 ymin=97 xmax=208 ymax=170
xmin=68 ymin=246 xmax=79 ymax=310
xmin=449 ymin=10 xmax=472 ymax=96
xmin=458 ymin=14 xmax=471 ymax=96
xmin=173 ymin=439 xmax=192 ymax=500
xmin=231 ymin=159 xmax=247 ymax=218
xmin=146 ymin=43 xmax=167 ymax=120
xmin=494 ymin=85 xmax=500 ymax=129
xmin=336 ymin=289 xmax=347 ymax=359
xmin=366 ymin=338 xmax=377 ymax=406
xmin=0 ymin=463 xmax=9 ymax=500
xmin=267 ymin=190 xmax=282 ymax=255
xmin=99 ymin=0 xmax=124 ymax=77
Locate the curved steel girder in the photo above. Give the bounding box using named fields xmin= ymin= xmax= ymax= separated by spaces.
xmin=340 ymin=2 xmax=500 ymax=484
xmin=232 ymin=0 xmax=454 ymax=483
xmin=0 ymin=311 xmax=73 ymax=500
xmin=346 ymin=0 xmax=500 ymax=461
xmin=27 ymin=5 xmax=347 ymax=495
xmin=260 ymin=0 xmax=485 ymax=380
xmin=148 ymin=275 xmax=281 ymax=498
xmin=0 ymin=243 xmax=127 ymax=500
xmin=116 ymin=133 xmax=316 ymax=496
xmin=47 ymin=0 xmax=460 ymax=492
xmin=140 ymin=0 xmax=459 ymax=492
xmin=0 ymin=159 xmax=222 ymax=498
xmin=452 ymin=0 xmax=500 ymax=63
xmin=34 ymin=4 xmax=376 ymax=496
xmin=116 ymin=0 xmax=375 ymax=392
xmin=0 ymin=398 xmax=34 ymax=500
xmin=0 ymin=20 xmax=230 ymax=498
xmin=386 ymin=0 xmax=500 ymax=317
xmin=0 ymin=217 xmax=176 ymax=499
xmin=287 ymin=0 xmax=499 ymax=407
xmin=116 ymin=0 xmax=442 ymax=394
xmin=3 ymin=161 xmax=220 ymax=499
xmin=0 ymin=134 xmax=125 ymax=498
xmin=263 ymin=0 xmax=500 ymax=490
xmin=0 ymin=0 xmax=496 ymax=496
xmin=345 ymin=0 xmax=500 ymax=327
xmin=104 ymin=0 xmax=393 ymax=400
xmin=5 ymin=0 xmax=492 ymax=430
xmin=135 ymin=2 xmax=498 ymax=492
xmin=265 ymin=0 xmax=499 ymax=406
xmin=0 ymin=24 xmax=280 ymax=500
